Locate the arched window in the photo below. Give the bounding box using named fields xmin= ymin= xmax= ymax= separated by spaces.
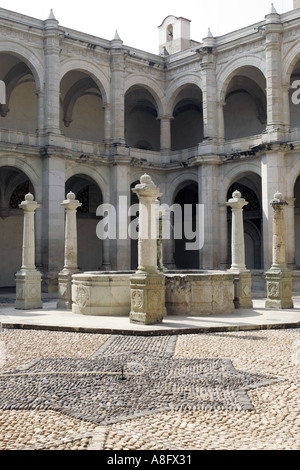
xmin=167 ymin=24 xmax=173 ymax=41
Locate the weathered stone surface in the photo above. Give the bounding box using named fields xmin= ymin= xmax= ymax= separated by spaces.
xmin=72 ymin=272 xmax=132 ymax=316
xmin=57 ymin=192 xmax=82 ymax=309
xmin=265 ymin=193 xmax=293 ymax=309
xmin=165 ymin=271 xmax=235 ymax=316
xmin=15 ymin=194 xmax=42 ymax=310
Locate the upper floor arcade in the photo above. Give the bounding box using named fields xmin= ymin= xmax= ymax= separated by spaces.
xmin=1 ymin=6 xmax=300 ymax=164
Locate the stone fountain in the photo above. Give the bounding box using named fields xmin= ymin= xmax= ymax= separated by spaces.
xmin=15 ymin=179 xmax=295 ymax=324
xmin=71 ymin=174 xmax=239 ymax=324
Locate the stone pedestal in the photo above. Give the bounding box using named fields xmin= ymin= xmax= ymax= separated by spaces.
xmin=265 ymin=192 xmax=293 ymax=309
xmin=130 ymin=174 xmax=166 ymax=324
xmin=57 ymin=192 xmax=82 ymax=309
xmin=130 ymin=272 xmax=166 ymax=324
xmin=226 ymin=190 xmax=253 ymax=309
xmin=15 ymin=193 xmax=42 ymax=309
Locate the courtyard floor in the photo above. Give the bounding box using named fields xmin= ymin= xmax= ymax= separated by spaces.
xmin=0 ymin=291 xmax=299 ymax=451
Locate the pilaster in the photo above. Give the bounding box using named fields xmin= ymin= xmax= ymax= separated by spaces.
xmin=109 ymin=160 xmax=131 ymax=270
xmin=42 ymin=10 xmax=63 ymax=146
xmin=201 ymin=32 xmax=218 ymax=141
xmin=198 ymin=162 xmax=219 ymax=269
xmin=110 ymin=33 xmax=125 ymax=146
xmin=263 ymin=8 xmax=285 ymax=142
xmin=261 ymin=148 xmax=287 ymax=270
xmin=41 ymin=153 xmax=65 ymax=292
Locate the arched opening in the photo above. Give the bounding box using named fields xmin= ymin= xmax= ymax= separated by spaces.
xmin=125 ymin=86 xmax=160 ymax=151
xmin=0 ymin=53 xmax=37 ymax=132
xmin=294 ymin=174 xmax=300 ymax=267
xmin=65 ymin=175 xmax=103 ymax=271
xmin=0 ymin=166 xmax=34 ymax=287
xmin=224 ymin=67 xmax=266 ymax=140
xmin=227 ymin=174 xmax=263 ymax=269
xmin=171 ymin=85 xmax=203 ymax=150
xmin=173 ymin=181 xmax=199 ymax=269
xmin=60 ymin=71 xmax=104 ymax=142
xmin=167 ymin=24 xmax=173 ymax=41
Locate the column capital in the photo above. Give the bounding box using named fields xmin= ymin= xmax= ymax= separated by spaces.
xmin=61 ymin=191 xmax=82 ymax=211
xmin=19 ymin=193 xmax=40 ymax=212
xmin=226 ymin=190 xmax=248 ymax=210
xmin=270 ymin=191 xmax=288 ymax=208
xmin=132 ymin=174 xmax=162 ymax=201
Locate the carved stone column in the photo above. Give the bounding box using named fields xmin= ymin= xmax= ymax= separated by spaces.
xmin=265 ymin=192 xmax=293 ymax=309
xmin=15 ymin=193 xmax=42 ymax=309
xmin=226 ymin=190 xmax=253 ymax=309
xmin=57 ymin=192 xmax=82 ymax=309
xmin=159 ymin=115 xmax=172 ymax=152
xmin=130 ymin=174 xmax=166 ymax=324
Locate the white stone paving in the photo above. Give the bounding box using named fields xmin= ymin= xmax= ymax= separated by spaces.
xmin=0 ymin=317 xmax=299 ymax=450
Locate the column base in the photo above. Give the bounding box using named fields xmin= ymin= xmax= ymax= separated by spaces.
xmin=129 ymin=271 xmax=166 ymax=325
xmin=265 ymin=267 xmax=294 ymax=309
xmin=57 ymin=268 xmax=80 ymax=309
xmin=15 ymin=269 xmax=42 ymax=310
xmin=229 ymin=269 xmax=253 ymax=309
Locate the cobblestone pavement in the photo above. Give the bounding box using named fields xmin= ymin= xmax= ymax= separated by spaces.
xmin=0 ymin=326 xmax=299 ymax=450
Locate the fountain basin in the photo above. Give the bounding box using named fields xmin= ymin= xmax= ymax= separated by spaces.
xmin=165 ymin=271 xmax=235 ymax=315
xmin=72 ymin=270 xmax=235 ymax=316
xmin=72 ymin=271 xmax=133 ymax=316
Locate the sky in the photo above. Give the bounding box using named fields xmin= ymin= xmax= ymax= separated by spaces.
xmin=0 ymin=0 xmax=295 ymax=54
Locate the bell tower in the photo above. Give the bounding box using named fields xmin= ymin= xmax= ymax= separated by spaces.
xmin=158 ymin=15 xmax=192 ymax=55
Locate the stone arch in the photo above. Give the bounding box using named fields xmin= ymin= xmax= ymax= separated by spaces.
xmin=220 ymin=161 xmax=262 ymax=203
xmin=285 ymin=52 xmax=300 ymax=129
xmin=125 ymin=84 xmax=162 ymax=151
xmin=167 ymin=82 xmax=204 ymax=150
xmin=65 ymin=173 xmax=103 ymax=272
xmin=217 ymin=57 xmax=266 ymax=103
xmin=0 ymin=158 xmax=40 ymax=196
xmin=165 ymin=76 xmax=203 ymax=116
xmin=225 ymin=170 xmax=263 ymax=269
xmin=287 ymin=155 xmax=300 ymax=196
xmin=65 ymin=164 xmax=108 ymax=203
xmin=0 ymin=49 xmax=42 ymax=131
xmin=60 ymin=67 xmax=106 ymax=142
xmin=0 ymin=165 xmax=36 ymax=287
xmin=219 ymin=65 xmax=267 ymax=140
xmin=171 ymin=179 xmax=200 ymax=269
xmin=124 ymin=76 xmax=164 ymax=116
xmin=0 ymin=43 xmax=43 ymax=90
xmin=60 ymin=59 xmax=109 ymax=105
xmin=167 ymin=172 xmax=198 ymax=204
xmin=282 ymin=41 xmax=300 ymax=85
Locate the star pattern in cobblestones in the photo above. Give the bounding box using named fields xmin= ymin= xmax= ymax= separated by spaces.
xmin=0 ymin=335 xmax=280 ymax=425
